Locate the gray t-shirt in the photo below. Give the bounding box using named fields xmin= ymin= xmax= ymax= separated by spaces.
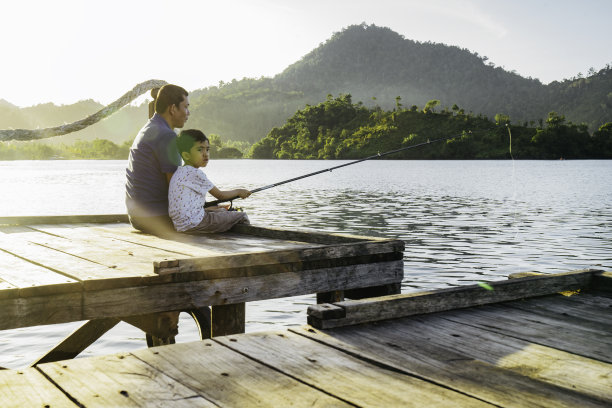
xmin=125 ymin=114 xmax=181 ymax=217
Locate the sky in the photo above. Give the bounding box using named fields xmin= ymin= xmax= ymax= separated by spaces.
xmin=2 ymin=0 xmax=611 ymax=107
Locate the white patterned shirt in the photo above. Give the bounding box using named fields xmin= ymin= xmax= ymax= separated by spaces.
xmin=168 ymin=165 xmax=215 ymax=232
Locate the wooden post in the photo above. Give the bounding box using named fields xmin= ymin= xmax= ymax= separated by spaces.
xmin=344 ymin=282 xmax=401 ymax=300
xmin=317 ymin=290 xmax=345 ymax=304
xmin=148 ymin=88 xmax=159 ymax=119
xmin=211 ymin=303 xmax=245 ymax=337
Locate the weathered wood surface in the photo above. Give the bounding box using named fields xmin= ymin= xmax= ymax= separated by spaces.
xmin=2 ymin=273 xmax=610 ymax=407
xmin=308 ymin=268 xmax=603 ymax=328
xmin=292 ymin=322 xmax=610 ymax=407
xmin=0 ymin=367 xmax=77 ymax=408
xmin=215 ymin=331 xmax=491 ymax=407
xmin=0 ymin=216 xmax=404 ymax=336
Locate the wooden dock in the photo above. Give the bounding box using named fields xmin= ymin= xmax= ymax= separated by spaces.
xmin=0 ymin=214 xmax=403 ymax=361
xmin=0 ymin=269 xmax=610 ymax=407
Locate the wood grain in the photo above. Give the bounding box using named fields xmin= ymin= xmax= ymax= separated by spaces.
xmin=215 ymin=330 xmax=492 ymax=407
xmin=131 ymin=340 xmax=351 ymax=407
xmin=38 ymin=352 xmax=211 ymax=407
xmin=292 ymin=323 xmax=610 ymax=407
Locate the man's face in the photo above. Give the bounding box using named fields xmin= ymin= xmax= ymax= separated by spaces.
xmin=170 ymin=95 xmax=190 ymax=128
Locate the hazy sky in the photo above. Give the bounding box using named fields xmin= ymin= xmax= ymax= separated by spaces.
xmin=2 ymin=0 xmax=611 ymax=107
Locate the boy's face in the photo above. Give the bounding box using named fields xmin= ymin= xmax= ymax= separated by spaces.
xmin=183 ymin=140 xmax=210 ymax=168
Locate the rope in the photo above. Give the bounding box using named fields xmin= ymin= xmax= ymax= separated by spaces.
xmin=0 ymin=79 xmax=167 ymax=142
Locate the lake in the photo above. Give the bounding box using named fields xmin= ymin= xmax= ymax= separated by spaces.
xmin=1 ymin=159 xmax=610 ymax=368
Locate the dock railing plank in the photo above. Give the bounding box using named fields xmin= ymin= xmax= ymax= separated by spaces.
xmin=154 ymin=239 xmax=405 ymax=275
xmin=308 ymin=269 xmax=602 ymax=329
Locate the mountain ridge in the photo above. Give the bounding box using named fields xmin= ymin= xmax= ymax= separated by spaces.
xmin=2 ymin=23 xmax=611 ymax=145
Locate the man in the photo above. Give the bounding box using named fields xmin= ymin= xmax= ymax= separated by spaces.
xmin=125 ymin=84 xmax=190 ymax=236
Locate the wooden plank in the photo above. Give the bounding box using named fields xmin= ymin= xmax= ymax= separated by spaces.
xmin=561 ymin=291 xmax=612 ymax=308
xmin=0 ymin=248 xmax=80 ymax=298
xmin=0 ymin=367 xmax=78 ymax=407
xmin=130 ymin=340 xmax=351 ymax=407
xmin=308 ymin=269 xmax=598 ymax=328
xmin=155 ymin=239 xmax=404 ymax=274
xmin=230 ymin=223 xmax=385 ymax=244
xmin=37 ymin=352 xmax=211 ymax=407
xmin=32 ymin=318 xmax=120 ymax=365
xmin=353 ymin=313 xmax=612 ymax=403
xmin=0 ymin=278 xmax=16 ymax=295
xmin=291 ymin=323 xmax=611 ymax=407
xmin=441 ymin=303 xmax=612 ymax=363
xmin=0 ymin=292 xmax=82 ymax=330
xmin=0 ymin=214 xmax=128 ymax=226
xmin=83 ymin=260 xmax=404 ymax=319
xmin=215 ymin=330 xmax=492 ymax=407
xmin=158 ymin=251 xmax=402 ymax=281
xmin=91 ymin=223 xmax=314 ymax=254
xmin=504 ymin=295 xmax=612 ymax=329
xmin=0 ymin=229 xmax=140 ymax=290
xmin=0 ymin=225 xmax=162 ymax=278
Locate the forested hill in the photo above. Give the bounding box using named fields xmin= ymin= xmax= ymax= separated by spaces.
xmin=188 ymin=24 xmax=611 ymax=142
xmin=2 ymin=23 xmax=611 ymax=147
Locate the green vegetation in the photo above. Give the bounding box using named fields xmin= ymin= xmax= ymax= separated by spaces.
xmin=0 ymin=139 xmax=132 ymax=160
xmin=249 ymin=95 xmax=612 ymax=160
xmin=0 ymin=134 xmax=249 ymax=160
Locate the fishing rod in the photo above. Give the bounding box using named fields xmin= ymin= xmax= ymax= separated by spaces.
xmin=204 ymin=130 xmax=476 ymax=208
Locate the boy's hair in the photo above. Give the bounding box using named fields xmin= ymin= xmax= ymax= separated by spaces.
xmin=177 ymin=129 xmax=209 ymax=153
xmin=155 ymin=84 xmax=188 ymax=114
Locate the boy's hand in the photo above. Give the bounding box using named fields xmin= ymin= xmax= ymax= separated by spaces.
xmin=237 ymin=189 xmax=251 ymax=199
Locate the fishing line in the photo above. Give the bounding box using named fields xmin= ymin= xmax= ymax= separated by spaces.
xmin=506 ymin=124 xmax=520 ymax=242
xmin=205 ymin=130 xmax=482 ymax=208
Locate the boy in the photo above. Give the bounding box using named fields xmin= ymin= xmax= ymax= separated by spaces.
xmin=169 ymin=129 xmax=251 ymax=233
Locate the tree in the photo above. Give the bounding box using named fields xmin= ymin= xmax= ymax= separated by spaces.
xmin=423 ymin=99 xmax=440 ymax=114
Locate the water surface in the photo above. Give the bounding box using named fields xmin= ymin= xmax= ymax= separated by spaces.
xmin=0 ymin=159 xmax=610 ymax=368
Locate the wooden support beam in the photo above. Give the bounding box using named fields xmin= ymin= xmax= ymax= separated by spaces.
xmin=212 ymin=303 xmax=245 ymax=337
xmin=308 ymin=269 xmax=601 ymax=329
xmin=31 ymin=318 xmax=120 ymax=365
xmin=345 ymin=282 xmax=401 ymax=299
xmin=84 ymin=260 xmax=404 ymax=320
xmin=123 ymin=312 xmax=179 ymax=339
